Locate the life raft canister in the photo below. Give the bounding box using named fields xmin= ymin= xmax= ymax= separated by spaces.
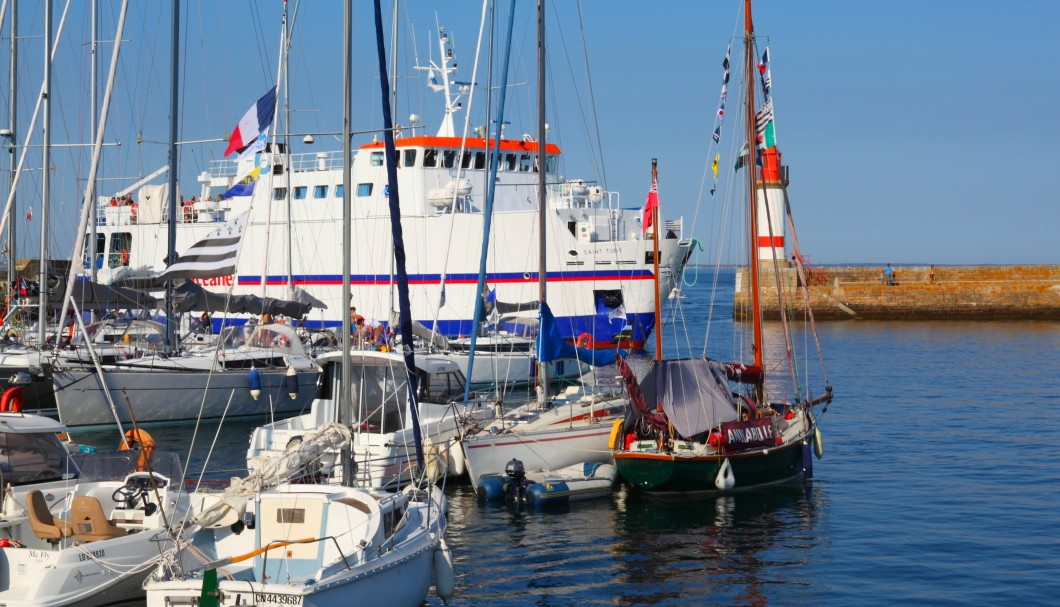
xmin=576 ymin=332 xmax=593 ymax=349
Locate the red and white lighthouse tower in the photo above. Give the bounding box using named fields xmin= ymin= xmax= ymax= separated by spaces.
xmin=755 ymin=147 xmax=788 ymax=263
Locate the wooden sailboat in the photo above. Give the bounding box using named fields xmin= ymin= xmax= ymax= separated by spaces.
xmin=611 ymin=0 xmax=833 ymax=494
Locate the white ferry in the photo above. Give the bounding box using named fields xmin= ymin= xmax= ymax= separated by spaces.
xmin=87 ymin=31 xmax=692 ymax=350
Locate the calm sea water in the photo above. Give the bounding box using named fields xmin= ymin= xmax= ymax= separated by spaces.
xmin=75 ymin=270 xmax=1060 ymax=606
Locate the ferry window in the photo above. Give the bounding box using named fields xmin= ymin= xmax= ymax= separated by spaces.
xmin=314 ymin=185 xmax=329 ymax=199
xmin=461 ymin=151 xmax=472 ymax=169
xmin=357 ymin=183 xmax=373 ymax=197
xmin=442 ymin=150 xmax=456 ymax=169
xmin=423 ymin=149 xmax=438 ymax=167
xmin=294 ymin=186 xmax=307 ymax=200
xmin=403 ymin=149 xmax=417 ymax=167
xmin=273 ymin=187 xmax=287 ymax=201
xmin=520 ymin=154 xmax=533 ymax=172
xmin=505 ymin=153 xmax=517 ymax=171
xmin=334 ymin=184 xmax=344 ymax=198
xmin=475 ymin=152 xmax=486 ymax=170
xmin=547 ymin=156 xmax=557 ymax=173
xmin=83 ymin=234 xmax=105 ymax=269
xmin=108 ymin=232 xmax=132 ymax=268
xmin=370 ymin=151 xmax=384 ymax=167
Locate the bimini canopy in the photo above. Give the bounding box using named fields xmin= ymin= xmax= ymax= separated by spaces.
xmin=639 ymin=357 xmax=739 ymax=438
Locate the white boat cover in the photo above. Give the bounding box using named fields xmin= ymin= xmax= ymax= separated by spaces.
xmin=194 ymin=422 xmax=351 ymax=527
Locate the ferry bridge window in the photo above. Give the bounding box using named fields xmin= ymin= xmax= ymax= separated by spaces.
xmin=505 ymin=153 xmax=517 ymax=171
xmin=461 ymin=151 xmax=472 ymax=169
xmin=108 ymin=232 xmax=132 ymax=268
xmin=83 ymin=234 xmax=105 ymax=269
xmin=546 ymin=156 xmax=557 ymax=173
xmin=370 ymin=151 xmax=384 ymax=166
xmin=519 ymin=154 xmax=533 ymax=172
xmin=334 ymin=184 xmax=344 ymax=198
xmin=357 ymin=183 xmax=373 ymax=197
xmin=475 ymin=152 xmax=486 ymax=169
xmin=442 ymin=150 xmax=456 ymax=169
xmin=423 ymin=149 xmax=438 ymax=167
xmin=293 ymin=186 xmax=307 ymax=200
xmin=273 ymin=187 xmax=287 ymax=201
xmin=403 ymin=149 xmax=417 ymax=167
xmin=314 ymin=185 xmax=329 ymax=199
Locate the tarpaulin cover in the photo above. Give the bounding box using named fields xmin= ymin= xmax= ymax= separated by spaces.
xmin=170 ymin=280 xmax=311 ymax=318
xmin=49 ymin=277 xmax=158 ymax=310
xmin=638 ymin=357 xmax=739 ymax=438
xmin=536 ymin=301 xmax=617 ymax=367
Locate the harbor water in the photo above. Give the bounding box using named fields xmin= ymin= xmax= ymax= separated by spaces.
xmin=75 ymin=269 xmax=1060 ymax=606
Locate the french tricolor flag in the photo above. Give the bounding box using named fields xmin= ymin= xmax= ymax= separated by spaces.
xmin=223 ymin=86 xmax=278 ymax=157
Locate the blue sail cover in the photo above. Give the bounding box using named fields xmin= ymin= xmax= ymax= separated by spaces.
xmin=536 ymin=301 xmax=619 ymax=367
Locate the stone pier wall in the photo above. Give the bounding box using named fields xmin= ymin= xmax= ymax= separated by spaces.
xmin=734 ymin=265 xmax=1060 ymax=320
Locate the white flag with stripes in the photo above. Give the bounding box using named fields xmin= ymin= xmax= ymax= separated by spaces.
xmin=158 ymin=211 xmax=249 ymax=280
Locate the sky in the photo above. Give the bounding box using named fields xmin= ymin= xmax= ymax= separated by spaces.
xmin=1 ymin=0 xmax=1058 ymax=267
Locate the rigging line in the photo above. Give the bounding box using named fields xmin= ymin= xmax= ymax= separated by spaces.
xmin=574 ymin=0 xmax=606 ymax=192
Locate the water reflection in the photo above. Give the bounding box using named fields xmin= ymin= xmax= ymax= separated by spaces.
xmin=611 ymin=482 xmax=823 ymax=606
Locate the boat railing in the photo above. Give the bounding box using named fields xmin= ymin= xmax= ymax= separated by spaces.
xmin=209 ymin=151 xmax=345 ymax=179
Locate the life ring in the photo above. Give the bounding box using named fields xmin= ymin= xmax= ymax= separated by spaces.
xmin=0 ymin=386 xmax=23 ymax=413
xmin=607 ymin=418 xmax=624 ymax=450
xmin=120 ymin=249 xmax=130 ymax=264
xmin=575 ymin=332 xmax=593 ymax=349
xmin=118 ymin=428 xmax=156 ymax=471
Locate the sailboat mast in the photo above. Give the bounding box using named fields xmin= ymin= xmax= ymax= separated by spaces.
xmin=164 ymin=0 xmax=179 ymax=354
xmin=6 ymin=0 xmax=16 ymax=294
xmin=36 ymin=0 xmax=50 ymax=346
xmin=743 ymin=0 xmax=764 ymax=394
xmin=535 ymin=0 xmax=548 ymax=398
xmin=650 ymin=159 xmax=662 ymax=360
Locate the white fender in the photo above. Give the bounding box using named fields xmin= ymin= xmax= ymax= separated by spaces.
xmin=424 ymin=438 xmax=449 ymax=483
xmin=448 ymin=437 xmax=467 ymax=478
xmin=715 ymin=458 xmax=735 ymax=490
xmin=813 ymin=426 xmax=824 ymax=460
xmin=434 ymin=538 xmax=455 ymax=604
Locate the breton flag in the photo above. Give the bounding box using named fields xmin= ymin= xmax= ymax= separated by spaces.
xmin=755 ymin=99 xmax=776 ymax=149
xmin=158 ymin=211 xmax=249 ymax=280
xmin=223 ymin=87 xmax=278 ymax=157
xmin=642 ymin=181 xmax=659 ymax=233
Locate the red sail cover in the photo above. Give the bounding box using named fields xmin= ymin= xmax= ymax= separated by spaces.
xmin=616 ymin=354 xmax=668 ymax=431
xmin=720 ymin=418 xmax=776 ymax=450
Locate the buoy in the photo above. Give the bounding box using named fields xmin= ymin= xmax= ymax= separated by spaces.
xmin=715 ymin=458 xmax=735 ymax=490
xmin=285 ymin=365 xmax=298 ymax=400
xmin=424 ymin=438 xmax=448 ymax=483
xmin=575 ymin=332 xmax=593 ymax=349
xmin=433 ymin=539 xmax=455 ymax=604
xmin=813 ymin=426 xmax=824 ymax=460
xmin=248 ymin=366 xmax=261 ymax=400
xmin=607 ymin=418 xmax=624 ymax=450
xmin=118 ymin=428 xmax=156 ymax=471
xmin=0 ymin=386 xmax=23 ymax=413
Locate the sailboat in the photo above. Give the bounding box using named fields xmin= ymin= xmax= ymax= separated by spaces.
xmin=144 ymin=5 xmax=452 ymax=606
xmin=458 ymin=1 xmax=629 ymax=490
xmin=611 ymin=0 xmax=834 ymax=494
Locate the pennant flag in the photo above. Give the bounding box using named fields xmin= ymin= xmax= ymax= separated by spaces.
xmin=712 ymin=126 xmax=721 ymax=143
xmin=717 ymin=102 xmax=725 ymax=118
xmin=223 ymin=134 xmax=269 ymax=199
xmin=710 ymin=183 xmax=717 ymax=196
xmin=722 ymin=45 xmax=731 ymax=84
xmin=24 ymin=208 xmax=32 ymax=222
xmin=642 ymin=181 xmax=659 ymax=233
xmin=158 ymin=211 xmax=249 ymax=280
xmin=712 ymin=154 xmax=720 ymax=179
xmin=758 ymin=48 xmax=769 ymax=75
xmin=735 ymin=144 xmax=750 ymax=171
xmin=427 ymin=68 xmax=444 ymax=92
xmin=223 ymin=87 xmax=277 ymax=157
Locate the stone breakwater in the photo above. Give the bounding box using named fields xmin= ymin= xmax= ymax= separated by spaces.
xmin=734 ymin=265 xmax=1060 ymax=320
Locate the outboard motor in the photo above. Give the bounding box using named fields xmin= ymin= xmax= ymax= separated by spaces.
xmin=503 ymin=458 xmax=534 ymax=502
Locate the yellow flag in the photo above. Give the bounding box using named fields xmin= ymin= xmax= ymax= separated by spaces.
xmin=711 ymin=154 xmax=719 ymax=178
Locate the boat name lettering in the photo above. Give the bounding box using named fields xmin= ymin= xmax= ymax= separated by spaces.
xmin=191 ymin=275 xmax=234 ymax=287
xmin=582 ymin=247 xmax=622 ymax=255
xmin=79 ymin=549 xmax=106 ymax=561
xmin=724 ymin=422 xmax=774 ymax=445
xmin=253 ymin=593 xmax=303 ymax=605
xmin=27 ymin=549 xmax=51 ymax=560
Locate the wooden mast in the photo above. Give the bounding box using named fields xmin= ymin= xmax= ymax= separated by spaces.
xmin=744 ymin=0 xmax=765 ymax=403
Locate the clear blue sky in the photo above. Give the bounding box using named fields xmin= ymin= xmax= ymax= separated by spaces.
xmin=4 ymin=0 xmax=1058 ymax=267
